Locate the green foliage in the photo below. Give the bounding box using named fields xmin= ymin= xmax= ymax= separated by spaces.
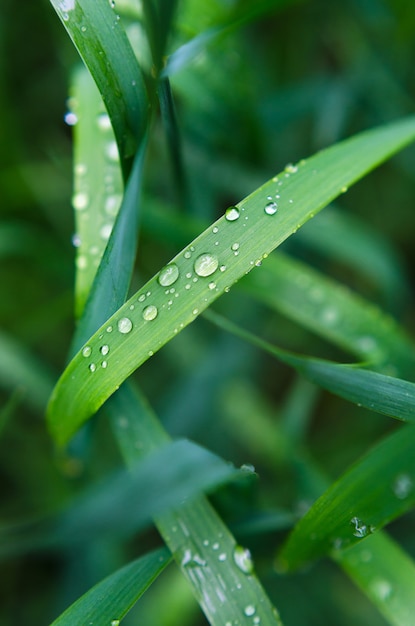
xmin=2 ymin=0 xmax=415 ymax=625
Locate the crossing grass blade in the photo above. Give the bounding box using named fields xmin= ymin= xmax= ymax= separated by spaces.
xmin=204 ymin=310 xmax=415 ymax=423
xmin=47 ymin=115 xmax=415 ymax=444
xmin=51 ymin=547 xmax=171 ymax=625
xmin=50 ymin=0 xmax=148 ymax=177
xmin=109 ymin=384 xmax=284 ymax=626
xmin=336 ymin=531 xmax=415 ymax=626
xmin=278 ymin=424 xmax=415 ymax=571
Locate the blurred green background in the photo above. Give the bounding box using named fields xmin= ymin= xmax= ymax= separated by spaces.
xmin=1 ymin=0 xmax=415 ymax=624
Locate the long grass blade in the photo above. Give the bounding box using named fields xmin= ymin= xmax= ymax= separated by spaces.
xmin=47 ymin=116 xmax=415 ymax=445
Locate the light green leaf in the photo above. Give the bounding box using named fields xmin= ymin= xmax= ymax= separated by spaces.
xmin=47 ymin=116 xmax=415 ymax=445
xmin=279 ymin=424 xmax=415 ymax=571
xmin=51 ymin=547 xmax=171 ymax=625
xmin=50 ymin=0 xmax=148 ymax=176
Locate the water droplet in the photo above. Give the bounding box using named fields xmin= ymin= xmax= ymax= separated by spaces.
xmin=194 ymin=253 xmax=219 ymax=277
xmin=321 ymin=307 xmax=338 ymax=325
xmin=97 ymin=112 xmax=112 ymax=130
xmin=225 ymin=206 xmax=240 ymax=221
xmin=192 ymin=308 xmax=199 ymax=315
xmin=106 ymin=141 xmax=119 ymax=162
xmin=218 ymin=553 xmax=227 ymax=561
xmin=101 ymin=360 xmax=108 ymax=369
xmin=371 ymin=579 xmax=392 ymax=600
xmin=350 ymin=516 xmax=369 ymax=538
xmin=82 ymin=346 xmax=92 ymax=357
xmin=73 ymin=192 xmax=89 ymax=211
xmin=244 ymin=605 xmax=256 ymax=617
xmin=158 ymin=263 xmax=179 ymax=287
xmin=71 ymin=233 xmax=82 ymax=247
xmin=233 ymin=546 xmax=254 ymax=574
xmin=106 ymin=325 xmax=113 ymax=333
xmin=100 ymin=345 xmax=110 ymax=356
xmin=220 ymin=265 xmax=227 ymax=272
xmin=64 ymin=111 xmax=78 ymax=126
xmin=393 ymin=474 xmax=413 ymax=499
xmin=285 ymin=163 xmax=298 ymax=174
xmin=89 ymin=363 xmax=96 ymax=372
xmin=341 ymin=185 xmax=348 ymax=193
xmin=208 ymin=282 xmax=216 ymax=290
xmin=253 ymin=617 xmax=261 ymax=625
xmin=100 ymin=223 xmax=112 ymax=240
xmin=105 ymin=194 xmax=122 ymax=216
xmin=80 ymin=25 xmax=87 ymax=32
xmin=240 ymin=463 xmax=255 ymax=473
xmin=117 ymin=317 xmax=133 ymax=333
xmin=184 ymin=250 xmax=192 ymax=259
xmin=231 ymin=243 xmax=240 ymax=251
xmin=213 ymin=226 xmax=219 ymax=234
xmin=111 ymin=620 xmax=120 ymax=626
xmin=138 ymin=294 xmax=146 ymax=302
xmin=143 ymin=305 xmax=158 ymax=321
xmin=264 ymin=201 xmax=278 ymax=215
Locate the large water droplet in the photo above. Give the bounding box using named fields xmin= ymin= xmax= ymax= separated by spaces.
xmin=158 ymin=263 xmax=179 ymax=287
xmin=110 ymin=620 xmax=120 ymax=626
xmin=225 ymin=206 xmax=240 ymax=221
xmin=100 ymin=345 xmax=110 ymax=356
xmin=82 ymin=346 xmax=92 ymax=357
xmin=117 ymin=317 xmax=133 ymax=334
xmin=233 ymin=545 xmax=254 ymax=574
xmin=264 ymin=201 xmax=278 ymax=215
xmin=194 ymin=253 xmax=219 ymax=277
xmin=143 ymin=305 xmax=158 ymax=321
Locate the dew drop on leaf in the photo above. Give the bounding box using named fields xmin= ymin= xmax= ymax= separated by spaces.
xmin=117 ymin=317 xmax=133 ymax=333
xmin=225 ymin=206 xmax=240 ymax=221
xmin=100 ymin=345 xmax=109 ymax=356
xmin=264 ymin=201 xmax=278 ymax=215
xmin=82 ymin=346 xmax=92 ymax=357
xmin=393 ymin=474 xmax=413 ymax=499
xmin=142 ymin=305 xmax=158 ymax=321
xmin=158 ymin=263 xmax=179 ymax=287
xmin=73 ymin=192 xmax=89 ymax=211
xmin=194 ymin=253 xmax=219 ymax=277
xmin=89 ymin=363 xmax=96 ymax=372
xmin=97 ymin=112 xmax=112 ymax=130
xmin=106 ymin=141 xmax=119 ymax=162
xmin=233 ymin=545 xmax=254 ymax=574
xmin=244 ymin=605 xmax=256 ymax=616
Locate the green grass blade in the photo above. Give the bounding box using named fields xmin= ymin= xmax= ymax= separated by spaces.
xmin=205 ymin=309 xmax=415 ymax=423
xmin=50 ymin=0 xmax=148 ymax=177
xmin=68 ymin=65 xmax=124 ymax=317
xmin=279 ymin=424 xmax=415 ymax=571
xmin=109 ymin=385 xmax=283 ymax=626
xmin=240 ymin=251 xmax=415 ymax=376
xmin=51 ymin=547 xmax=171 ymax=625
xmin=47 ymin=116 xmax=415 ymax=445
xmin=336 ymin=531 xmax=415 ymax=626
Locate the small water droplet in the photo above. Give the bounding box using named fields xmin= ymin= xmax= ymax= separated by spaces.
xmin=97 ymin=112 xmax=112 ymax=130
xmin=192 ymin=308 xmax=199 ymax=315
xmin=80 ymin=25 xmax=87 ymax=32
xmin=117 ymin=317 xmax=133 ymax=333
xmin=213 ymin=226 xmax=219 ymax=234
xmin=231 ymin=243 xmax=240 ymax=251
xmin=73 ymin=192 xmax=89 ymax=211
xmin=89 ymin=363 xmax=96 ymax=372
xmin=82 ymin=346 xmax=92 ymax=357
xmin=71 ymin=233 xmax=82 ymax=247
xmin=220 ymin=265 xmax=227 ymax=272
xmin=158 ymin=263 xmax=179 ymax=287
xmin=100 ymin=345 xmax=110 ymax=356
xmin=194 ymin=253 xmax=219 ymax=277
xmin=101 ymin=360 xmax=108 ymax=368
xmin=111 ymin=620 xmax=120 ymax=626
xmin=244 ymin=605 xmax=256 ymax=617
xmin=341 ymin=185 xmax=348 ymax=193
xmin=184 ymin=250 xmax=192 ymax=259
xmin=105 ymin=194 xmax=122 ymax=216
xmin=100 ymin=223 xmax=112 ymax=240
xmin=218 ymin=553 xmax=227 ymax=561
xmin=106 ymin=141 xmax=119 ymax=162
xmin=233 ymin=546 xmax=254 ymax=574
xmin=225 ymin=206 xmax=240 ymax=221
xmin=350 ymin=516 xmax=369 ymax=538
xmin=240 ymin=463 xmax=255 ymax=473
xmin=106 ymin=325 xmax=113 ymax=333
xmin=64 ymin=111 xmax=78 ymax=126
xmin=143 ymin=305 xmax=158 ymax=321
xmin=285 ymin=163 xmax=298 ymax=174
xmin=264 ymin=201 xmax=278 ymax=215
xmin=371 ymin=579 xmax=392 ymax=601
xmin=393 ymin=474 xmax=413 ymax=499
xmin=208 ymin=281 xmax=216 ymax=290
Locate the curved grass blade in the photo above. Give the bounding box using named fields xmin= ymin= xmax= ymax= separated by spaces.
xmin=336 ymin=531 xmax=415 ymax=626
xmin=278 ymin=424 xmax=415 ymax=571
xmin=110 ymin=385 xmax=283 ymax=626
xmin=50 ymin=0 xmax=148 ymax=177
xmin=47 ymin=116 xmax=415 ymax=445
xmin=51 ymin=547 xmax=171 ymax=625
xmin=204 ymin=309 xmax=415 ymax=423
xmin=240 ymin=251 xmax=415 ymax=376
